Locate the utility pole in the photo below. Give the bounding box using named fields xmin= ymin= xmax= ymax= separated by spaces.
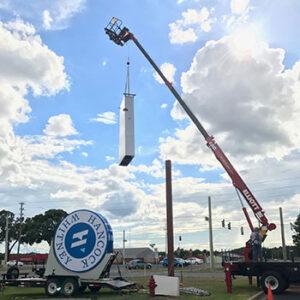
xmin=279 ymin=207 xmax=287 ymax=261
xmin=208 ymin=196 xmax=214 ymax=271
xmin=122 ymin=230 xmax=127 ymax=265
xmin=166 ymin=160 xmax=174 ymax=277
xmin=4 ymin=214 xmax=9 ymax=264
xmin=17 ymin=202 xmax=24 ymax=258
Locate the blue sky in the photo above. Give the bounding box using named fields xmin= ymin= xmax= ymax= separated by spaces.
xmin=0 ymin=0 xmax=300 ymax=252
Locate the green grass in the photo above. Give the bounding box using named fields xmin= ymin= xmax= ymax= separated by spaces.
xmin=1 ymin=277 xmax=260 ymax=300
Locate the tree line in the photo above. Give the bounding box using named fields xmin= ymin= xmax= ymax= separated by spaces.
xmin=0 ymin=209 xmax=67 ymax=256
xmin=0 ymin=209 xmax=299 ymax=257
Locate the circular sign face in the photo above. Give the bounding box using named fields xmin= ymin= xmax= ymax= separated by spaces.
xmin=54 ymin=210 xmax=113 ymax=273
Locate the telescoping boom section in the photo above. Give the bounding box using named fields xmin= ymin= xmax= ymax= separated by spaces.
xmin=105 ymin=17 xmax=276 ymax=233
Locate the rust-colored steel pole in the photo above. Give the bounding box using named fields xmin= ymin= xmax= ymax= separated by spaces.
xmin=165 ymin=160 xmax=174 ymax=277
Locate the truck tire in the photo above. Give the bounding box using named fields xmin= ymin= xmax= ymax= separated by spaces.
xmin=61 ymin=278 xmax=78 ymax=297
xmin=6 ymin=266 xmax=19 ymax=280
xmin=261 ymin=271 xmax=287 ymax=295
xmin=45 ymin=278 xmax=60 ymax=296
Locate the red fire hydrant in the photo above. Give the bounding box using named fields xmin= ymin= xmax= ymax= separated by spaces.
xmin=148 ymin=275 xmax=157 ymax=297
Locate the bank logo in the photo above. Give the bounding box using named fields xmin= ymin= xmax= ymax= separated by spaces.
xmin=54 ymin=210 xmax=111 ymax=273
xmin=71 ymin=229 xmax=88 ymax=249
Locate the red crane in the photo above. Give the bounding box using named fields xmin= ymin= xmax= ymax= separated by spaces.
xmin=104 ymin=17 xmax=276 ymax=235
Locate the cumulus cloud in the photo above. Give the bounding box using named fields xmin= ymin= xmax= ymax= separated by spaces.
xmin=169 ymin=7 xmax=215 ymax=44
xmin=169 ymin=22 xmax=198 ymax=44
xmin=0 ymin=19 xmax=69 ymax=178
xmin=91 ymin=112 xmax=117 ymax=125
xmin=0 ymin=20 xmax=69 ymax=97
xmin=162 ymin=32 xmax=300 ymax=167
xmin=154 ymin=63 xmax=176 ymax=84
xmin=161 ymin=103 xmax=168 ymax=109
xmin=44 ymin=114 xmax=78 ymax=137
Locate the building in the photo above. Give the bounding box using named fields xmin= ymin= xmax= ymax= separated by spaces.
xmin=114 ymin=247 xmax=157 ymax=264
xmin=9 ymin=253 xmax=48 ymax=264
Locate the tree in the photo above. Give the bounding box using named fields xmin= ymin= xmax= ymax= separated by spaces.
xmin=292 ymin=212 xmax=300 ymax=256
xmin=22 ymin=209 xmax=67 ymax=245
xmin=0 ymin=210 xmax=15 ymax=242
xmin=0 ymin=210 xmax=22 ymax=256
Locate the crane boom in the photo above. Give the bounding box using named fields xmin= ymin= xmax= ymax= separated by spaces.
xmin=105 ymin=17 xmax=276 ymax=232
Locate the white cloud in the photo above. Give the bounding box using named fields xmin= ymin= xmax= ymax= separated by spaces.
xmin=41 ymin=0 xmax=86 ymax=30
xmin=231 ymin=0 xmax=250 ymax=15
xmin=161 ymin=103 xmax=168 ymax=109
xmin=160 ymin=124 xmax=217 ymax=168
xmin=0 ymin=19 xmax=91 ymax=191
xmin=23 ymin=136 xmax=91 ymax=160
xmin=169 ymin=22 xmax=197 ymax=44
xmin=91 ymin=112 xmax=117 ymax=125
xmin=81 ymin=152 xmax=88 ymax=157
xmin=154 ymin=63 xmax=176 ymax=84
xmin=182 ymin=8 xmax=210 ymax=26
xmin=0 ymin=19 xmax=69 ymax=173
xmin=0 ymin=19 xmax=69 ymax=96
xmin=102 ymin=59 xmax=107 ymax=67
xmin=0 ymin=0 xmax=86 ymax=31
xmin=163 ymin=32 xmax=300 ymax=166
xmin=42 ymin=10 xmax=53 ymax=30
xmin=169 ymin=7 xmax=215 ymax=44
xmin=105 ymin=156 xmax=115 ymax=162
xmin=44 ymin=114 xmax=78 ymax=137
xmin=129 ymin=159 xmax=165 ymax=179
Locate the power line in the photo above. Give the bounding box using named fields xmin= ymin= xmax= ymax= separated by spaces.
xmin=14 ymin=182 xmax=300 ymax=206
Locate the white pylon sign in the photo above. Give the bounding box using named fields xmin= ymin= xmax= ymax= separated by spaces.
xmin=119 ymin=93 xmax=135 ymax=166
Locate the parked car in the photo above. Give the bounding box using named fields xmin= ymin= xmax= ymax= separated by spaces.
xmin=6 ymin=260 xmax=24 ymax=267
xmin=160 ymin=257 xmax=187 ymax=267
xmin=126 ymin=259 xmax=152 ymax=270
xmin=185 ymin=257 xmax=204 ymax=265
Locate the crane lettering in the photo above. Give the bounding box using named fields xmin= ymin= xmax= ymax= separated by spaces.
xmin=242 ymin=189 xmax=260 ymax=211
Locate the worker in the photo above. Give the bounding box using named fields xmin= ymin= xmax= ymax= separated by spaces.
xmin=250 ymin=227 xmax=263 ymax=262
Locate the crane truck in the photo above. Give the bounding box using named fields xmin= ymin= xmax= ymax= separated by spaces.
xmin=104 ymin=17 xmax=300 ymax=295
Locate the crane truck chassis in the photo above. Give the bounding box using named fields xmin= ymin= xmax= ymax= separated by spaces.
xmin=104 ymin=17 xmax=300 ymax=294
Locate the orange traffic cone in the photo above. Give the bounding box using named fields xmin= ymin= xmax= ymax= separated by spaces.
xmin=267 ymin=284 xmax=273 ymax=300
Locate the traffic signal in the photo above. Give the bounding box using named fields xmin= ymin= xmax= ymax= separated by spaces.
xmin=222 ymin=219 xmax=225 ymax=228
xmin=228 ymin=222 xmax=231 ymax=230
xmin=179 ymin=235 xmax=182 ymax=241
xmin=241 ymin=226 xmax=244 ymax=235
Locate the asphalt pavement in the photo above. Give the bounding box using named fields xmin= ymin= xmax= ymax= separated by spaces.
xmin=253 ymin=285 xmax=300 ymax=300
